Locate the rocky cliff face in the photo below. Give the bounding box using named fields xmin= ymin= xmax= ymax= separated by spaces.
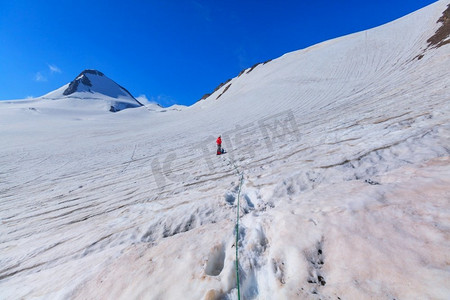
xmin=63 ymin=70 xmax=102 ymax=95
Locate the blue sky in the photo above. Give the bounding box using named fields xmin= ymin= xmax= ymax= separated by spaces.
xmin=0 ymin=0 xmax=437 ymax=106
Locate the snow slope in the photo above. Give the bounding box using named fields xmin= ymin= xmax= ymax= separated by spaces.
xmin=1 ymin=1 xmax=450 ymax=299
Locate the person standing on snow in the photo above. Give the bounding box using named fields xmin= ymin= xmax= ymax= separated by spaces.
xmin=216 ymin=136 xmax=222 ymax=155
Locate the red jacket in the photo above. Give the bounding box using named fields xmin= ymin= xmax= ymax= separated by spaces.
xmin=216 ymin=137 xmax=222 ymax=145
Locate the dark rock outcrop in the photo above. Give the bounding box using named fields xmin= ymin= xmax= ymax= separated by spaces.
xmin=427 ymin=4 xmax=450 ymax=48
xmin=63 ymin=70 xmax=103 ymax=96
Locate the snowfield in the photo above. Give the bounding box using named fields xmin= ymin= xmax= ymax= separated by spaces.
xmin=1 ymin=1 xmax=450 ymax=299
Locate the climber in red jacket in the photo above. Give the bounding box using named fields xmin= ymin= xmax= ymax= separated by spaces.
xmin=216 ymin=136 xmax=222 ymax=155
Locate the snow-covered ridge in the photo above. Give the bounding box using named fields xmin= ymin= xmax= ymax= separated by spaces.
xmin=197 ymin=1 xmax=450 ymax=107
xmin=0 ymin=1 xmax=449 ymax=299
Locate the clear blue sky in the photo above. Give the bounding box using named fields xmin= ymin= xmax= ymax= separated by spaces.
xmin=0 ymin=0 xmax=437 ymax=106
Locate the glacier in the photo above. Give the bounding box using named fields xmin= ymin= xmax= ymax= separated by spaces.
xmin=0 ymin=1 xmax=449 ymax=299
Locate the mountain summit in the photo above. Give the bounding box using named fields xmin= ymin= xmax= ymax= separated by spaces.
xmin=62 ymin=69 xmax=136 ymax=99
xmin=43 ymin=69 xmax=143 ymax=112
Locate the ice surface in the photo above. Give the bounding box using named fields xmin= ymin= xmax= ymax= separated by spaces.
xmin=0 ymin=1 xmax=450 ymax=299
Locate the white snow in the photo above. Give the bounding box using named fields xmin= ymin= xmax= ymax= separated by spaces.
xmin=1 ymin=1 xmax=450 ymax=299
